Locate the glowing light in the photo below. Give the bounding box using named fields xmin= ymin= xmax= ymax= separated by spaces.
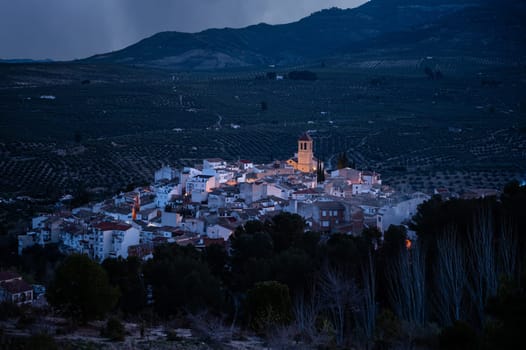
xmin=405 ymin=239 xmax=412 ymax=250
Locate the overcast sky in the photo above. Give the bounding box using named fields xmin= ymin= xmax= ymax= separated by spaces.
xmin=0 ymin=0 xmax=368 ymax=60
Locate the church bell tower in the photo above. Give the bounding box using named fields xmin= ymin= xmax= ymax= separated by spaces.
xmin=297 ymin=133 xmax=314 ymax=173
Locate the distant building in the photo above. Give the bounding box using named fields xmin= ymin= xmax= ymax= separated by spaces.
xmin=93 ymin=222 xmax=140 ymax=262
xmin=0 ymin=271 xmax=33 ymax=306
xmin=203 ymin=158 xmax=227 ymax=170
xmin=287 ymin=133 xmax=318 ymax=173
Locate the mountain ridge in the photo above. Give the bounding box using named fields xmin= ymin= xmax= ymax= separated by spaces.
xmin=85 ymin=0 xmax=525 ymax=69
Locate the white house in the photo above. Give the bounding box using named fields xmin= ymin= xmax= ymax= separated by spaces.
xmin=0 ymin=272 xmax=33 ymax=306
xmin=180 ymin=167 xmax=202 ymax=189
xmin=179 ymin=218 xmax=206 ymax=235
xmin=266 ymin=183 xmax=292 ymax=200
xmin=154 ymin=183 xmax=182 ymax=208
xmin=161 ymin=209 xmax=183 ymax=227
xmin=186 ymin=175 xmax=216 ymax=203
xmin=376 ymin=193 xmax=430 ymax=233
xmin=362 ymin=171 xmax=382 ymax=185
xmin=206 ymin=224 xmax=234 ymax=241
xmin=203 ymin=158 xmax=226 ymax=170
xmin=239 ymin=160 xmax=254 ymax=170
xmin=93 ymin=222 xmax=140 ymax=262
xmin=154 ymin=166 xmax=179 ymax=183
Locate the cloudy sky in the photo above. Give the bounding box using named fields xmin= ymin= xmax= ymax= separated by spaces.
xmin=0 ymin=0 xmax=368 ymax=60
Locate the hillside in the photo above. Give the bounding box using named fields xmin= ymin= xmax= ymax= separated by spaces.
xmin=85 ymin=0 xmax=525 ymax=69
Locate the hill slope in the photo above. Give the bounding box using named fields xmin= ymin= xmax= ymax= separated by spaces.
xmin=86 ymin=0 xmax=525 ymax=69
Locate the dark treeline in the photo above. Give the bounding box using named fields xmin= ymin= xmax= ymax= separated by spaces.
xmin=10 ymin=181 xmax=526 ymax=348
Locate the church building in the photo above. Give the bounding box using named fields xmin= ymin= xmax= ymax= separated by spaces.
xmin=287 ymin=133 xmax=318 ymax=173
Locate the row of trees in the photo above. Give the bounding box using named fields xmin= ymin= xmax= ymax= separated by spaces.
xmin=44 ymin=182 xmax=526 ymax=348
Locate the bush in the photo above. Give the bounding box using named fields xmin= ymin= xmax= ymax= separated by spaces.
xmin=166 ymin=329 xmax=181 ymax=341
xmin=439 ymin=321 xmax=479 ymax=350
xmin=0 ymin=301 xmax=20 ymax=320
xmin=101 ymin=317 xmax=126 ymax=341
xmin=288 ymin=70 xmax=317 ymax=81
xmin=246 ymin=281 xmax=292 ymax=332
xmin=26 ymin=333 xmax=58 ymax=350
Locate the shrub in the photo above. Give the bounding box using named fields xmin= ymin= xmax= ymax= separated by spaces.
xmin=439 ymin=321 xmax=479 ymax=350
xmin=101 ymin=317 xmax=126 ymax=341
xmin=26 ymin=333 xmax=58 ymax=350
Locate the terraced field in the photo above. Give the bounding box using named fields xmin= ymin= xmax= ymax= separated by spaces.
xmin=0 ymin=57 xmax=525 ymax=199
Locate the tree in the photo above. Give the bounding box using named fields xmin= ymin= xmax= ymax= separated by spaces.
xmin=432 ymin=227 xmax=466 ymax=326
xmin=144 ymin=245 xmax=223 ymax=316
xmin=73 ymin=130 xmax=82 ymax=143
xmin=246 ymin=281 xmax=293 ymax=332
xmin=316 ymin=159 xmax=325 ymax=183
xmin=47 ymin=254 xmax=119 ymax=323
xmin=424 ymin=67 xmax=435 ymax=80
xmin=319 ymin=267 xmax=362 ymax=347
xmin=288 ymin=70 xmax=318 ymax=81
xmin=102 ymin=257 xmax=147 ymax=315
xmin=384 ymin=239 xmax=426 ymax=328
xmin=26 ymin=333 xmax=58 ymax=350
xmin=101 ymin=317 xmax=126 ymax=341
xmin=268 ymin=212 xmax=305 ymax=253
xmin=271 ymin=248 xmax=314 ymax=292
xmin=465 ymin=208 xmax=498 ymax=326
xmin=204 ymin=243 xmax=228 ymax=279
xmin=439 ymin=321 xmax=479 ymax=350
xmin=336 ymin=152 xmax=349 ymax=169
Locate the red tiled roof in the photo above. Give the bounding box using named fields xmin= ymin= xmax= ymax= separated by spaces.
xmin=293 ymin=188 xmax=318 ymax=195
xmin=94 ymin=222 xmax=132 ymax=231
xmin=0 ymin=271 xmax=21 ymax=282
xmin=1 ymin=279 xmax=32 ymax=294
xmin=203 ymin=237 xmax=226 ymax=247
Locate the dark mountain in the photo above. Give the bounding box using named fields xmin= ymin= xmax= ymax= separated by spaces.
xmin=86 ymin=0 xmax=525 ymax=69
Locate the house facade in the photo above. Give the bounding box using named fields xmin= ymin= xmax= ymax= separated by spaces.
xmin=0 ymin=271 xmax=33 ymax=306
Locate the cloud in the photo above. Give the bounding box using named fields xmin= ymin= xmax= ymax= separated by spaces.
xmin=0 ymin=0 xmax=367 ymax=60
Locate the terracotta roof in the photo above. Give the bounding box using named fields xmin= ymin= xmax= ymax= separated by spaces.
xmin=314 ymin=201 xmax=345 ymax=210
xmin=0 ymin=271 xmax=21 ymax=282
xmin=293 ymin=188 xmax=319 ymax=195
xmin=203 ymin=237 xmax=226 ymax=247
xmin=298 ymin=133 xmax=312 ymax=141
xmin=94 ymin=222 xmax=132 ymax=231
xmin=1 ymin=279 xmax=32 ymax=294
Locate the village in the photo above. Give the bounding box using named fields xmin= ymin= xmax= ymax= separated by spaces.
xmin=0 ymin=133 xmax=439 ymax=305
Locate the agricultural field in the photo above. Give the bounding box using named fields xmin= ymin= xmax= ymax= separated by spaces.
xmin=0 ymin=57 xmax=525 ymax=200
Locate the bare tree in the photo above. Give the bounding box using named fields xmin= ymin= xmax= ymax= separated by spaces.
xmin=432 ymin=226 xmax=466 ymax=326
xmin=292 ymin=291 xmax=332 ymax=348
xmin=186 ymin=311 xmax=233 ymax=344
xmin=497 ymin=219 xmax=518 ymax=281
xmin=385 ymin=242 xmax=426 ymax=327
xmin=319 ymin=266 xmax=362 ymax=347
xmin=266 ymin=325 xmax=302 ymax=350
xmin=465 ymin=209 xmax=498 ymax=326
xmin=292 ymin=292 xmax=319 ymax=340
xmin=356 ymin=250 xmax=377 ymax=348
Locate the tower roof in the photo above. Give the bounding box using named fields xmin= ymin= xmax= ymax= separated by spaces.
xmin=298 ymin=133 xmax=312 ymax=141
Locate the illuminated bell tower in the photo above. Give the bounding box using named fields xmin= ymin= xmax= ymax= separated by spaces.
xmin=297 ymin=133 xmax=314 ymax=173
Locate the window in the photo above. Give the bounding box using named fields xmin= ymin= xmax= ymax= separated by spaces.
xmin=322 ymin=210 xmax=327 ymax=217
xmin=322 ymin=221 xmax=330 ymax=227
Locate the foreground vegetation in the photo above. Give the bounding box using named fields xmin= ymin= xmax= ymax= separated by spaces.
xmin=1 ymin=181 xmax=525 ymax=349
